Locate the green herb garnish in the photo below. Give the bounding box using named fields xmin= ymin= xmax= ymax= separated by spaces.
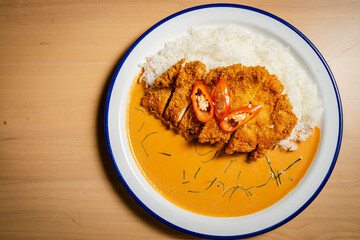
xmin=201 ymin=150 xmax=219 ymax=163
xmin=277 ymin=170 xmax=282 ymax=185
xmin=140 ymin=132 xmax=157 ymax=157
xmin=265 ymin=156 xmax=279 ymax=186
xmin=276 ymin=157 xmax=302 ymax=184
xmin=236 ymin=170 xmax=242 ymax=182
xmin=205 ymin=177 xmax=218 ymax=191
xmin=255 ymin=175 xmax=272 ymax=188
xmin=188 ymin=177 xmax=218 ymax=193
xmin=265 ymin=156 xmax=302 ymax=186
xmin=158 ymin=152 xmax=171 ymax=156
xmin=224 ymin=159 xmax=239 ymax=173
xmin=194 ymin=167 xmax=201 ymax=179
xmin=194 ymin=141 xmax=213 ymax=156
xmin=280 ymin=157 xmax=302 ymax=174
xmin=224 ymin=174 xmax=272 ymax=201
xmin=224 ymin=185 xmax=255 ymax=201
xmin=217 ymin=181 xmax=225 ymax=191
xmin=134 ymin=107 xmax=145 ymax=131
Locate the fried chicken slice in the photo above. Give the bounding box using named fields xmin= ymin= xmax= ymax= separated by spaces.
xmin=225 ymin=73 xmax=284 ymax=154
xmin=177 ymin=105 xmax=203 ymax=140
xmin=249 ymin=94 xmax=297 ymax=160
xmin=153 ymin=59 xmax=185 ymax=88
xmin=225 ymin=71 xmax=297 ymax=160
xmin=198 ymin=65 xmax=267 ymax=144
xmin=163 ymin=61 xmax=207 ymax=128
xmin=141 ymin=59 xmax=184 ymax=118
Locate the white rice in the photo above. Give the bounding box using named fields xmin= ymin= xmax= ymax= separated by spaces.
xmin=139 ymin=25 xmax=322 ymax=150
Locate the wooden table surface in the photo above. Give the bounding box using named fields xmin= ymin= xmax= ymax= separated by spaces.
xmin=0 ymin=0 xmax=359 ymax=239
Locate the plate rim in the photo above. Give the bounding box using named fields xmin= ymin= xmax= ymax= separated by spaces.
xmin=104 ymin=3 xmax=343 ymax=239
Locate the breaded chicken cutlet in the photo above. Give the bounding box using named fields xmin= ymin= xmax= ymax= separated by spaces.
xmin=225 ymin=71 xmax=297 ymax=158
xmin=141 ymin=59 xmax=184 ymax=118
xmin=141 ymin=60 xmax=297 ymax=159
xmin=163 ymin=61 xmax=207 ymax=128
xmin=249 ymin=94 xmax=297 ymax=160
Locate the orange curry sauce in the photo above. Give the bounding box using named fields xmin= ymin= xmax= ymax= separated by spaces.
xmin=127 ymin=81 xmax=320 ymax=217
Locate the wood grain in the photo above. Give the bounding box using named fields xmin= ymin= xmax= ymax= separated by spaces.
xmin=0 ymin=0 xmax=359 ymax=239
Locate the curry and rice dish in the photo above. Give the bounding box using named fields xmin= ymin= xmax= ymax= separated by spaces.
xmin=126 ymin=26 xmax=322 ymax=217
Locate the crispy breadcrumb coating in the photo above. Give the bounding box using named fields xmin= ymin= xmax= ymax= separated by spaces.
xmin=141 ymin=59 xmax=184 ymax=118
xmin=163 ymin=61 xmax=207 ymax=128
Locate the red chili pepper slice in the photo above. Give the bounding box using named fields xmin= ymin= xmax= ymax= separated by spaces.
xmin=191 ymin=81 xmax=214 ymax=123
xmin=220 ymin=105 xmax=262 ymax=133
xmin=213 ymin=77 xmax=231 ymax=121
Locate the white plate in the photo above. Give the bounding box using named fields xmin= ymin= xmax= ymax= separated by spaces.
xmin=105 ymin=4 xmax=342 ymax=239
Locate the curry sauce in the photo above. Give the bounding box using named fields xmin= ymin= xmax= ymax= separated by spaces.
xmin=127 ymin=81 xmax=320 ymax=217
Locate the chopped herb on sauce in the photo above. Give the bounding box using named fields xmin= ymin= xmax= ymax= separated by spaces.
xmin=134 ymin=107 xmax=146 ymax=131
xmin=158 ymin=152 xmax=172 ymax=156
xmin=194 ymin=167 xmax=201 ymax=179
xmin=188 ymin=177 xmax=218 ymax=193
xmin=194 ymin=141 xmax=213 ymax=156
xmin=140 ymin=132 xmax=158 ymax=157
xmin=201 ymin=150 xmax=219 ymax=163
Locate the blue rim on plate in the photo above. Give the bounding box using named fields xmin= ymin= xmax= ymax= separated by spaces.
xmin=104 ymin=3 xmax=343 ymax=239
